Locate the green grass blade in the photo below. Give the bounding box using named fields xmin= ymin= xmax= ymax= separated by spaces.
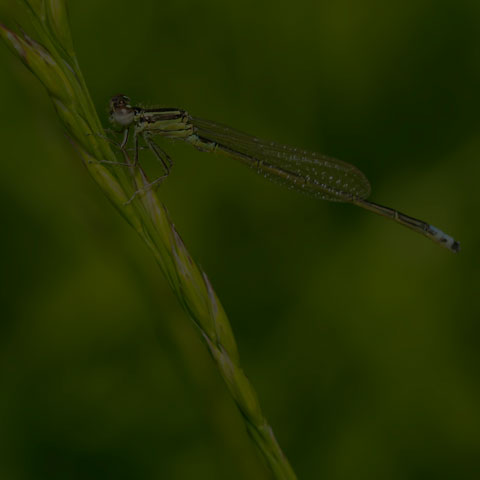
xmin=1 ymin=5 xmax=298 ymax=479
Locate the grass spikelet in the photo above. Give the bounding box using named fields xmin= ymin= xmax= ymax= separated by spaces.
xmin=1 ymin=4 xmax=297 ymax=479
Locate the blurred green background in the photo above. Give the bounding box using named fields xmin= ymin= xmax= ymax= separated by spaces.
xmin=1 ymin=1 xmax=479 ymax=479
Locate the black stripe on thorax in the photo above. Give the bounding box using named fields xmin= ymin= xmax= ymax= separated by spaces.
xmin=140 ymin=108 xmax=186 ymax=123
xmin=143 ymin=107 xmax=180 ymax=113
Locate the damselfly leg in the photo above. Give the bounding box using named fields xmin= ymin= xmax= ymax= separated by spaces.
xmin=88 ymin=129 xmax=139 ymax=166
xmin=120 ymin=130 xmax=172 ymax=203
xmin=89 ymin=125 xmax=173 ymax=202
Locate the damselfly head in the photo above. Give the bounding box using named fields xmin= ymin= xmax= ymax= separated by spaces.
xmin=109 ymin=94 xmax=134 ymax=127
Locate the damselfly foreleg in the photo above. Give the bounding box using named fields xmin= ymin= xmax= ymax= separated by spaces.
xmin=88 ymin=128 xmax=148 ymax=166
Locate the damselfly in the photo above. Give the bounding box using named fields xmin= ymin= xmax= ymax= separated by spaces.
xmin=108 ymin=94 xmax=460 ymax=253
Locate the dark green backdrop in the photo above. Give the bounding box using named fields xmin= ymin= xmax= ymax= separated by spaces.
xmin=1 ymin=1 xmax=479 ymax=479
